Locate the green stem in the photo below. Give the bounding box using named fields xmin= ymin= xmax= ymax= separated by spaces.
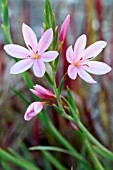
xmin=85 ymin=140 xmax=105 ymax=170
xmin=42 ymin=151 xmax=68 ymax=170
xmin=77 ymin=120 xmax=113 ymax=160
xmin=0 ymin=149 xmax=41 ymax=170
xmin=39 ymin=112 xmax=89 ymax=167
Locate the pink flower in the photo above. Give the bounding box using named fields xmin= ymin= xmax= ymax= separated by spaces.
xmin=59 ymin=15 xmax=70 ymax=43
xmin=66 ymin=34 xmax=112 ymax=83
xmin=4 ymin=24 xmax=58 ymax=77
xmin=24 ymin=102 xmax=43 ymax=121
xmin=30 ymin=84 xmax=56 ymax=99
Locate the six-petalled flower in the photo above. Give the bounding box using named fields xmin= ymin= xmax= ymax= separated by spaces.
xmin=66 ymin=34 xmax=112 ymax=83
xmin=4 ymin=23 xmax=58 ymax=77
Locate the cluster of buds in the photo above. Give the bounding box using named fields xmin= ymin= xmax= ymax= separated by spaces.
xmin=24 ymin=85 xmax=56 ymax=121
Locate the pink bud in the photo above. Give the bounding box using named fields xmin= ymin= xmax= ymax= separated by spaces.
xmin=24 ymin=102 xmax=43 ymax=121
xmin=55 ymin=25 xmax=58 ymax=33
xmin=70 ymin=121 xmax=78 ymax=130
xmin=40 ymin=27 xmax=44 ymax=36
xmin=30 ymin=84 xmax=56 ymax=99
xmin=59 ymin=15 xmax=70 ymax=42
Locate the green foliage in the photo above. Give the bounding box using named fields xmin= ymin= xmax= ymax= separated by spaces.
xmin=42 ymin=151 xmax=68 ymax=170
xmin=1 ymin=0 xmax=9 ymax=27
xmin=67 ymin=87 xmax=77 ymax=112
xmin=1 ymin=161 xmax=12 ymax=170
xmin=57 ymin=74 xmax=67 ymax=96
xmin=45 ymin=71 xmax=55 ymax=86
xmin=44 ymin=0 xmax=56 ymax=31
xmin=10 ymin=86 xmax=30 ymax=105
xmin=0 ymin=148 xmax=41 ymax=170
xmin=29 ymin=146 xmax=75 ymax=157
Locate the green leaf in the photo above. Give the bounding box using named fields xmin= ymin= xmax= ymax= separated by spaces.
xmin=1 ymin=0 xmax=9 ymax=26
xmin=0 ymin=148 xmax=41 ymax=170
xmin=10 ymin=86 xmax=30 ymax=105
xmin=20 ymin=143 xmax=35 ymax=162
xmin=42 ymin=151 xmax=68 ymax=170
xmin=29 ymin=146 xmax=75 ymax=157
xmin=45 ymin=71 xmax=54 ymax=86
xmin=1 ymin=161 xmax=12 ymax=170
xmin=93 ymin=146 xmax=113 ymax=160
xmin=57 ymin=74 xmax=67 ymax=96
xmin=1 ymin=24 xmax=12 ymax=44
xmin=42 ymin=153 xmax=52 ymax=170
xmin=39 ymin=112 xmax=89 ymax=167
xmin=44 ymin=0 xmax=56 ymax=30
xmin=52 ymin=104 xmax=64 ymax=115
xmin=44 ymin=0 xmax=57 ymax=50
xmin=67 ymin=86 xmax=77 ymax=113
xmin=53 ymin=54 xmax=60 ymax=75
xmin=21 ymin=72 xmax=39 ymax=101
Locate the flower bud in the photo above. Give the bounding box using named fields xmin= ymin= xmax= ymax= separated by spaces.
xmin=59 ymin=15 xmax=70 ymax=43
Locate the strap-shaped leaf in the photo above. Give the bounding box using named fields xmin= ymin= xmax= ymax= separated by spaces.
xmin=0 ymin=148 xmax=41 ymax=170
xmin=44 ymin=0 xmax=56 ymax=30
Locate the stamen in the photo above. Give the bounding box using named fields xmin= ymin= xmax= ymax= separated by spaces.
xmin=34 ymin=53 xmax=40 ymax=59
xmin=83 ymin=64 xmax=89 ymax=67
xmin=28 ymin=45 xmax=32 ymax=50
xmin=88 ymin=57 xmax=94 ymax=60
xmin=74 ymin=61 xmax=79 ymax=67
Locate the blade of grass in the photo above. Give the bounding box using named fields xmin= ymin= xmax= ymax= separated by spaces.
xmin=10 ymin=86 xmax=30 ymax=105
xmin=0 ymin=148 xmax=41 ymax=170
xmin=42 ymin=150 xmax=68 ymax=170
xmin=1 ymin=161 xmax=12 ymax=170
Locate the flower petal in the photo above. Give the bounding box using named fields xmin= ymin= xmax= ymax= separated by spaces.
xmin=33 ymin=60 xmax=46 ymax=77
xmin=68 ymin=65 xmax=78 ymax=80
xmin=22 ymin=23 xmax=38 ymax=52
xmin=4 ymin=44 xmax=31 ymax=59
xmin=10 ymin=59 xmax=34 ymax=74
xmin=26 ymin=102 xmax=35 ymax=113
xmin=34 ymin=102 xmax=43 ymax=113
xmin=77 ymin=68 xmax=97 ymax=84
xmin=40 ymin=51 xmax=58 ymax=62
xmin=74 ymin=34 xmax=86 ymax=61
xmin=24 ymin=102 xmax=35 ymax=121
xmin=83 ymin=61 xmax=112 ymax=75
xmin=66 ymin=45 xmax=74 ymax=63
xmin=38 ymin=28 xmax=53 ymax=55
xmin=83 ymin=41 xmax=107 ymax=59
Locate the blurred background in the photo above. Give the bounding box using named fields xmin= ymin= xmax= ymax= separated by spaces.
xmin=0 ymin=0 xmax=113 ymax=169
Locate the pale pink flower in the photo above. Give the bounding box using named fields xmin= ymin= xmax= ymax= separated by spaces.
xmin=24 ymin=102 xmax=43 ymax=121
xmin=30 ymin=84 xmax=56 ymax=99
xmin=4 ymin=24 xmax=58 ymax=77
xmin=66 ymin=34 xmax=112 ymax=83
xmin=59 ymin=15 xmax=70 ymax=43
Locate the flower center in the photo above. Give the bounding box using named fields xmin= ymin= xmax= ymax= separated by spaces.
xmin=34 ymin=53 xmax=40 ymax=59
xmin=74 ymin=61 xmax=79 ymax=67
